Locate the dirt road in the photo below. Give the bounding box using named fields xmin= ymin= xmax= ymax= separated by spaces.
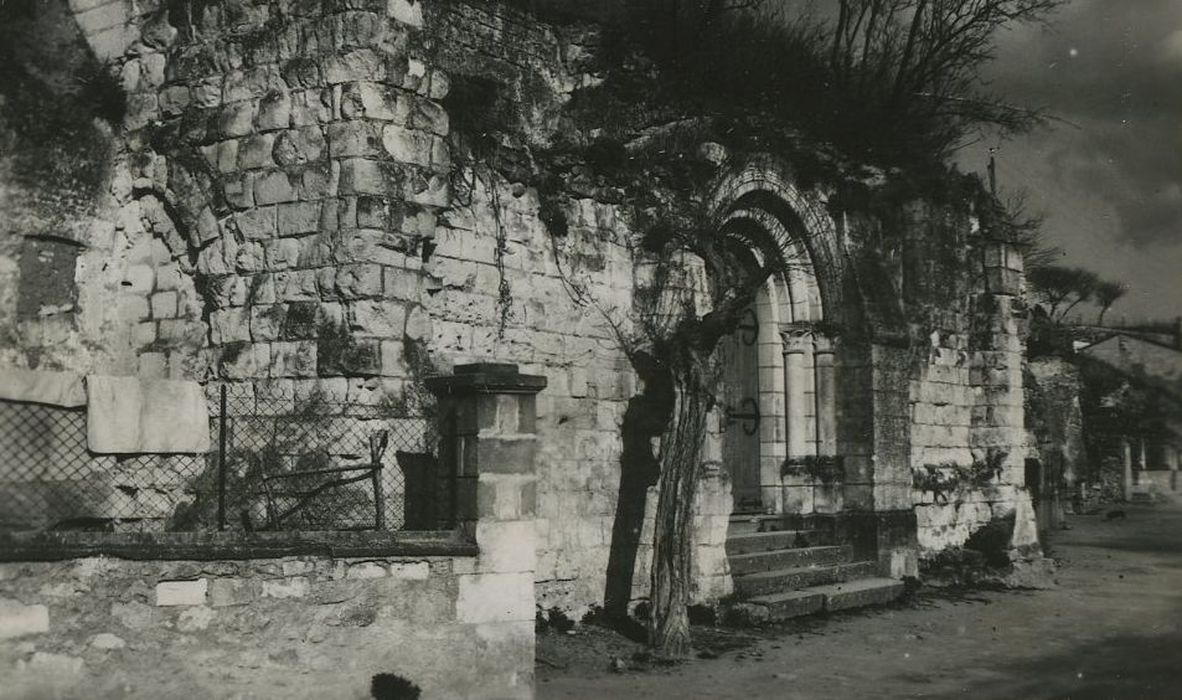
xmin=538 ymin=501 xmax=1182 ymax=699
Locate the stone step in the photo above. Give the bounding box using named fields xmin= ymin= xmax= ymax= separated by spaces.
xmin=725 ymin=530 xmax=816 ymax=556
xmin=742 ymin=577 xmax=904 ymax=622
xmin=728 ymin=514 xmax=800 ymax=535
xmin=728 ymin=545 xmax=854 ymax=576
xmin=733 ymin=560 xmax=877 ymax=598
xmin=811 ymin=577 xmax=906 ymax=612
xmin=741 ymin=589 xmax=826 ymax=620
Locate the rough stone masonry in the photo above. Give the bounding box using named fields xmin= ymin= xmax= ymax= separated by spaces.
xmin=0 ymin=0 xmax=1041 ymax=697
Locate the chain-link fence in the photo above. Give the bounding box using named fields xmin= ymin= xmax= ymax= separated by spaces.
xmin=0 ymin=384 xmax=446 ymax=535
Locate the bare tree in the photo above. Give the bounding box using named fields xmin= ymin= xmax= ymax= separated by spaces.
xmin=827 ymin=0 xmax=1066 ymax=159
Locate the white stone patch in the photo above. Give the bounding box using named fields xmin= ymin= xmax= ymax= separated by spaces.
xmin=0 ymin=601 xmax=50 ymax=639
xmin=345 ymin=562 xmax=388 ymax=580
xmin=155 ymin=579 xmax=208 ymax=606
xmin=262 ymin=577 xmax=310 ymax=599
xmin=476 ymin=520 xmax=535 ymax=574
xmin=89 ymin=632 xmax=126 ymax=650
xmin=18 ymin=651 xmax=83 ymax=675
xmin=388 ymin=0 xmax=424 ymax=27
xmin=456 ymin=572 xmax=534 ymax=624
xmin=177 ymin=606 xmax=216 ymax=632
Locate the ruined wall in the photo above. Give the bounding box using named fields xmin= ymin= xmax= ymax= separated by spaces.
xmin=0 ymin=552 xmax=531 ymax=699
xmin=897 ymin=203 xmax=1036 ymax=556
xmin=0 ymin=0 xmax=1040 ymax=625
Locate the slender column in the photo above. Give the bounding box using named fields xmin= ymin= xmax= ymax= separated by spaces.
xmin=782 ymin=330 xmax=814 ymax=514
xmin=783 ymin=331 xmax=812 ymax=459
xmin=814 ymin=336 xmax=836 ymax=458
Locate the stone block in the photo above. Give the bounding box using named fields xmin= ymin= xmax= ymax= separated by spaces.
xmin=236 ymin=206 xmax=277 ymax=240
xmin=345 ymin=562 xmax=388 ymax=579
xmin=277 ymin=201 xmax=321 ymax=236
xmin=274 ymin=269 xmax=319 ymax=301
xmin=380 ymin=339 xmax=407 ymax=377
xmin=388 ymin=562 xmax=430 ymax=580
xmin=257 ymin=90 xmax=292 ymax=131
xmin=89 ymin=632 xmax=126 ymax=649
xmin=388 ymin=0 xmax=423 ymax=27
xmin=382 ymin=124 xmax=432 ymax=166
xmin=335 ymin=264 xmax=384 ymax=299
xmin=159 ymin=85 xmax=191 ymax=116
xmin=409 ymin=97 xmax=449 ymax=136
xmin=254 ymin=170 xmax=297 ymax=206
xmin=0 ymin=601 xmax=49 ymax=639
xmin=349 ymin=299 xmax=406 ymax=337
xmin=208 ymin=578 xmax=259 ymax=608
xmin=132 ymin=321 xmax=156 ymax=346
xmin=270 ymin=341 xmax=318 ymax=377
xmin=456 ymin=572 xmax=534 ymax=623
xmin=211 ymin=307 xmax=251 ymax=344
xmin=220 ymin=102 xmax=256 ymax=138
xmin=264 ymin=238 xmax=301 ymax=270
xmin=404 ymin=169 xmax=450 ymax=207
xmin=150 ymin=290 xmax=178 ymax=319
xmin=342 ymin=82 xmax=408 ymax=122
xmin=323 ymin=49 xmax=387 ymax=84
xmin=339 ymin=158 xmax=400 ymax=196
xmin=177 ymin=606 xmax=216 ymax=632
xmin=477 ymin=476 xmax=537 ymax=523
xmin=219 ymin=342 xmax=271 ymax=380
xmin=117 ymin=295 xmax=151 ymax=324
xmin=404 ymin=304 xmax=431 ymax=341
xmin=237 ymin=133 xmax=277 ymax=170
xmin=274 ymin=127 xmax=326 ymax=166
xmin=261 ymin=577 xmax=310 ymax=599
xmin=138 ymin=352 xmax=166 ymax=378
xmin=464 ymin=436 xmax=537 ymax=477
xmin=155 ymin=579 xmax=208 ymax=606
xmin=329 ymin=120 xmax=382 ymax=158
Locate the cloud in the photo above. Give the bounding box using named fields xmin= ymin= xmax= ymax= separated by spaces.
xmin=980 ymin=0 xmax=1182 ymax=249
xmin=1159 ymin=29 xmax=1182 ymax=64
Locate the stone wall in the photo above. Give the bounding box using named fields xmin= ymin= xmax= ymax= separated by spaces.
xmin=0 ymin=0 xmax=1043 ymax=624
xmin=901 ymin=205 xmax=1036 ymax=557
xmin=0 ymin=551 xmax=533 ymax=699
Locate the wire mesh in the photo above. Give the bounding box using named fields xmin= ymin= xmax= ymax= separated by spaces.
xmin=0 ymin=383 xmax=443 ymax=535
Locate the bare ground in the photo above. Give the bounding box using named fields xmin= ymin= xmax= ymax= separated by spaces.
xmin=538 ymin=500 xmax=1182 ymax=699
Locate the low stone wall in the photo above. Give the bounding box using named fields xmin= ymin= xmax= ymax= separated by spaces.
xmin=0 ymin=550 xmax=532 ymax=699
xmin=0 ymin=364 xmax=545 ymax=699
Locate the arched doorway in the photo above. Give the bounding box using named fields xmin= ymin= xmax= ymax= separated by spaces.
xmin=716 ymin=206 xmax=835 ymax=517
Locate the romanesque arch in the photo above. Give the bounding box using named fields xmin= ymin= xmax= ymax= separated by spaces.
xmin=709 ymin=155 xmax=872 ymax=517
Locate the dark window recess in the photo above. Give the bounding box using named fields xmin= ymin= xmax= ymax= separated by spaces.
xmin=16 ymin=237 xmax=81 ymax=319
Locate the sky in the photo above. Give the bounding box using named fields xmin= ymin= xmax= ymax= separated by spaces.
xmin=959 ymin=0 xmax=1182 ymax=323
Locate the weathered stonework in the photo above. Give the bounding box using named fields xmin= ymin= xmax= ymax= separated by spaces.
xmin=0 ymin=553 xmax=532 ymax=698
xmin=0 ymin=2 xmax=1043 ymax=688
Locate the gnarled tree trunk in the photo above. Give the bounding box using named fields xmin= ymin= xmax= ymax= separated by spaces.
xmin=648 ymin=349 xmax=712 ymax=657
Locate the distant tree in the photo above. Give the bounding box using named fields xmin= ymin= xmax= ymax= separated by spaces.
xmin=1027 ymin=265 xmax=1099 ymax=322
xmin=1094 ymin=280 xmax=1128 ymax=326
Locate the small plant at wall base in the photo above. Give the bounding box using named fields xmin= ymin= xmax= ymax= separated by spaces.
xmin=913 ymin=452 xmax=1005 ymax=503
